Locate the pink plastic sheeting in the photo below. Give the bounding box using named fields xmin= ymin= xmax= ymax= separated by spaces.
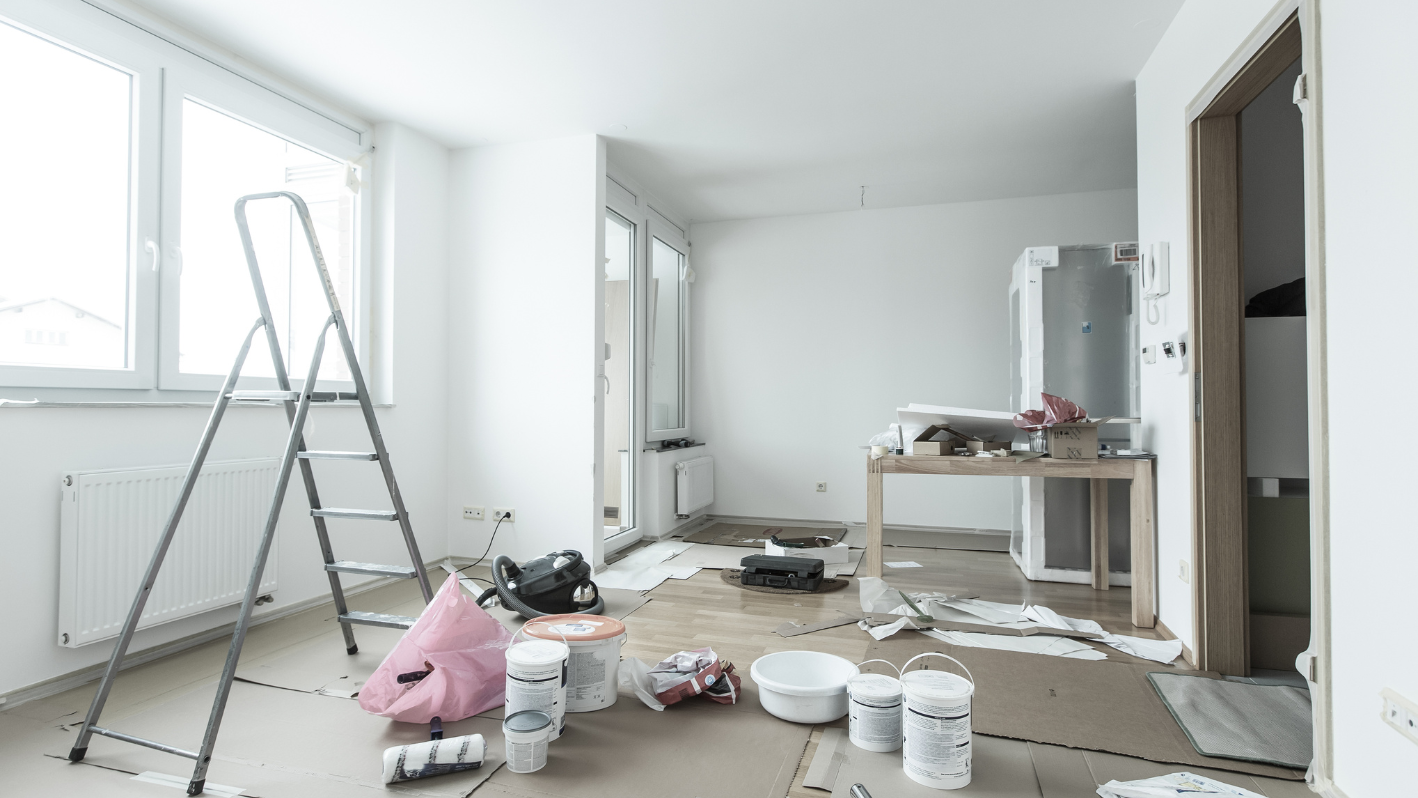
xmin=358 ymin=573 xmax=513 ymax=723
xmin=1013 ymin=393 xmax=1087 ymax=430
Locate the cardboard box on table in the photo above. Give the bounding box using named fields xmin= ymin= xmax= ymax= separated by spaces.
xmin=911 ymin=424 xmax=968 ymax=456
xmin=1045 ymin=416 xmax=1114 ymax=460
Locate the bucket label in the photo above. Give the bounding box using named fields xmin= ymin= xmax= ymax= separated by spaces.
xmin=551 ymin=622 xmax=603 ymax=635
xmin=903 ymin=693 xmax=972 ymax=787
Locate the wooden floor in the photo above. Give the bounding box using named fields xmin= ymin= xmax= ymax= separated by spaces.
xmin=0 ymin=544 xmax=1230 ymax=798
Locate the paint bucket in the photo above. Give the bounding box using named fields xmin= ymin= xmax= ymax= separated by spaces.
xmin=848 ymin=660 xmax=903 ymax=753
xmin=522 ymin=613 xmax=627 ymax=712
xmin=503 ymin=710 xmax=552 ymax=774
xmin=900 ymin=653 xmax=975 ymax=790
xmin=505 ymin=628 xmax=569 ymax=741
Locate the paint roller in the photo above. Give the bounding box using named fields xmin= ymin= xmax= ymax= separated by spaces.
xmin=381 ymin=663 xmax=487 ymax=784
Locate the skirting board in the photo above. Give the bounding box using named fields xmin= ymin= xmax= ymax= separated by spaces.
xmin=0 ymin=561 xmax=439 ymax=712
xmin=703 ymin=514 xmax=1011 ymax=544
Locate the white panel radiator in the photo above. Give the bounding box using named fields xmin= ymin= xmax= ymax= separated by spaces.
xmin=675 ymin=455 xmax=714 ymax=518
xmin=58 ymin=459 xmax=281 ymax=648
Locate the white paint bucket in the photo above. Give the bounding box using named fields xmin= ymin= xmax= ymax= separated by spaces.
xmin=503 ymin=710 xmax=552 ymax=774
xmin=848 ymin=659 xmax=903 ymax=753
xmin=750 ymin=650 xmax=860 ymax=724
xmin=505 ymin=635 xmax=569 ymax=741
xmin=523 ymin=613 xmax=627 ymax=713
xmin=900 ymin=653 xmax=975 ymax=790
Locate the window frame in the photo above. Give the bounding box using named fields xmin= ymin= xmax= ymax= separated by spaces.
xmin=0 ymin=1 xmax=163 ymax=390
xmin=0 ymin=0 xmax=372 ymax=395
xmin=645 ymin=223 xmax=691 ymax=442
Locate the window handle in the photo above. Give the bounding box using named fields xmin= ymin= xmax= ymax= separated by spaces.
xmin=145 ymin=239 xmax=160 ymax=272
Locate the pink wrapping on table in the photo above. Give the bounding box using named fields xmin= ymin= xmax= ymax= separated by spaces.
xmin=358 ymin=573 xmax=513 ymax=723
xmin=1013 ymin=392 xmax=1087 ymax=430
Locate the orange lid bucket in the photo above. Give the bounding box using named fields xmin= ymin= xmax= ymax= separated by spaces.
xmin=522 ymin=613 xmax=626 ymax=642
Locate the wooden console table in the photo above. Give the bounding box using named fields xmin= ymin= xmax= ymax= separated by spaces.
xmin=865 ymin=454 xmax=1155 ymax=628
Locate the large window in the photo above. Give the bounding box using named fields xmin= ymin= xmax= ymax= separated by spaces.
xmin=0 ymin=19 xmax=134 ymax=372
xmin=0 ymin=1 xmax=369 ymax=393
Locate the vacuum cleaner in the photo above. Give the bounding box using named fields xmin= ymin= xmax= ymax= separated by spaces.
xmin=475 ymin=550 xmax=604 ymax=619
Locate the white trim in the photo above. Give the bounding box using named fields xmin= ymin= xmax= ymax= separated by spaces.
xmin=1185 ymin=0 xmax=1300 ymax=123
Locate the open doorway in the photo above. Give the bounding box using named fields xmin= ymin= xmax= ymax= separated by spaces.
xmin=1189 ymin=14 xmax=1306 ymax=676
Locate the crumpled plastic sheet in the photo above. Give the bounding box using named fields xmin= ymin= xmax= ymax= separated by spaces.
xmin=1096 ymin=771 xmax=1264 ymax=798
xmin=1013 ymin=392 xmax=1087 ymax=430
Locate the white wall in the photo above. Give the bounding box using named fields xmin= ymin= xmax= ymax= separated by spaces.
xmin=0 ymin=123 xmax=451 ymax=697
xmin=445 ymin=134 xmax=607 ymax=566
xmin=1320 ymin=2 xmax=1418 ymax=794
xmin=1133 ymin=0 xmax=1287 ymax=651
xmin=688 ymin=189 xmax=1137 ymax=531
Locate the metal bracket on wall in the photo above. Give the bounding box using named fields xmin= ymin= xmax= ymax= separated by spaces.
xmin=1194 ymin=372 xmax=1202 ymax=422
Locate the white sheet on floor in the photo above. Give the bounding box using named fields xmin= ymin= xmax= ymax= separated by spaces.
xmin=594 ymin=541 xmax=699 ymax=590
xmin=1096 ymin=771 xmax=1264 ymax=798
xmin=133 ymin=772 xmax=244 ymax=797
xmin=824 ymin=547 xmax=864 ymax=577
xmin=1024 ymin=605 xmax=1182 ymax=664
xmin=661 ymin=543 xmax=751 ymax=570
xmin=919 ymin=629 xmax=1108 ymax=660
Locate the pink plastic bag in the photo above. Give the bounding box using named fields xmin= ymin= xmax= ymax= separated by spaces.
xmin=358 ymin=573 xmax=513 ymax=723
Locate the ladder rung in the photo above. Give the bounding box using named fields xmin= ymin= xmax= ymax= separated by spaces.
xmin=308 ymin=391 xmax=359 ymax=402
xmin=326 ymin=561 xmax=417 ymax=578
xmin=228 ymin=390 xmax=300 ymax=401
xmin=298 ymin=450 xmax=378 ymax=461
xmin=311 ymin=508 xmax=397 ymax=521
xmin=90 ymin=726 xmax=199 ymax=759
xmin=339 ymin=611 xmax=417 ymax=629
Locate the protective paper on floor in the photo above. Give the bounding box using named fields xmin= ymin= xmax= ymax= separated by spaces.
xmin=825 ymin=731 xmax=1045 ymax=797
xmin=483 ymin=688 xmax=811 ymax=798
xmin=861 ymin=635 xmax=1304 ymax=780
xmin=49 ymin=681 xmax=505 ymax=797
xmin=1148 ymin=673 xmax=1313 ymax=769
xmin=662 ymin=542 xmax=758 ymax=569
xmin=594 ymin=541 xmax=698 ymax=589
xmin=233 ymin=625 xmax=404 ymax=695
xmin=883 ymin=527 xmax=1011 ymax=552
xmin=920 ymin=629 xmax=1108 ymax=660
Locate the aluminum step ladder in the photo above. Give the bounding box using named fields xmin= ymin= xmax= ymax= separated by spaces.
xmin=68 ymin=191 xmax=433 ymax=795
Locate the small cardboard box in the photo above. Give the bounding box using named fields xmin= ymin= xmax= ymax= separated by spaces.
xmin=912 ymin=424 xmax=968 ymax=456
xmin=1046 ymin=417 xmax=1114 ymax=459
xmin=965 ymin=440 xmax=1011 ymax=454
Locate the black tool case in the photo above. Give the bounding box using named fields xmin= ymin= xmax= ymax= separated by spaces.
xmin=739 ymin=555 xmax=825 ymax=590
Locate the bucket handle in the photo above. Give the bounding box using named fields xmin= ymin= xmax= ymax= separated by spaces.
xmin=902 ymin=652 xmax=974 ymax=688
xmin=856 ymin=658 xmax=902 ymax=678
xmin=516 ymin=619 xmax=571 ymax=647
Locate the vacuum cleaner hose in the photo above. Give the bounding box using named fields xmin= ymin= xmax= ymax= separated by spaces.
xmin=477 ymin=555 xmax=605 ymax=618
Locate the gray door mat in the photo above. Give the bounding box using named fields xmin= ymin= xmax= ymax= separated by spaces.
xmin=1148 ymin=672 xmax=1313 ymax=770
xmin=883 ymin=528 xmax=1010 ymax=552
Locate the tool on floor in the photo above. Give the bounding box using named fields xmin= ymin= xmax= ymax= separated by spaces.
xmin=381 ymin=716 xmax=488 ymax=784
xmin=849 ymin=785 xmax=873 ymax=798
xmin=68 ymin=192 xmax=434 ymax=796
xmin=476 ymin=551 xmax=604 ymax=618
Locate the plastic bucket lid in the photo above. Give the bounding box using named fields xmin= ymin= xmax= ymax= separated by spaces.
xmin=503 ymin=710 xmax=552 ymax=733
xmin=901 ymin=670 xmax=973 ymax=700
xmin=506 ymin=639 xmax=568 ymax=666
xmin=523 ymin=614 xmax=626 ymax=642
xmin=848 ymin=672 xmax=902 ymax=699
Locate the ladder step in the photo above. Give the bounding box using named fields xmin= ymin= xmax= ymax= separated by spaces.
xmin=229 ymin=390 xmax=300 ymax=401
xmin=311 ymin=508 xmax=397 ymax=520
xmin=308 ymin=391 xmax=359 ymax=402
xmin=90 ymin=726 xmax=199 ymax=759
xmin=326 ymin=561 xmax=417 ymax=578
xmin=340 ymin=611 xmax=418 ymax=629
xmin=298 ymin=450 xmax=378 ymax=461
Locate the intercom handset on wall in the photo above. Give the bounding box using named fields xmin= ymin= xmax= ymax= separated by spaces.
xmin=1141 ymin=242 xmax=1170 ymax=324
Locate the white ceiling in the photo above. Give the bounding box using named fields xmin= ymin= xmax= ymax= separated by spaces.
xmin=126 ymin=0 xmax=1182 ymax=223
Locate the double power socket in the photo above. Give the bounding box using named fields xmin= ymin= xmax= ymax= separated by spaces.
xmin=463 ymin=506 xmax=515 ymax=523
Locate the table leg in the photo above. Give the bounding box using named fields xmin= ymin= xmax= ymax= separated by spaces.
xmin=1130 ymin=459 xmax=1156 ymax=628
xmin=865 ymin=457 xmax=883 ymax=578
xmin=1090 ymin=478 xmax=1109 ymax=590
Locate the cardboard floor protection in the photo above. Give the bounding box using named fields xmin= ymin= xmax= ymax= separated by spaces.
xmin=484 ymin=688 xmax=811 ymax=798
xmin=883 ymin=528 xmax=1011 ymax=552
xmin=49 ymin=680 xmax=506 ymax=797
xmin=827 ymin=732 xmax=1044 ymax=797
xmin=862 ymin=634 xmax=1305 ymax=781
xmin=681 ymin=522 xmax=845 ymax=547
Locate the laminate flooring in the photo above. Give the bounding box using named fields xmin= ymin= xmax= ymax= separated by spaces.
xmin=2 ymin=546 xmax=1304 ymax=798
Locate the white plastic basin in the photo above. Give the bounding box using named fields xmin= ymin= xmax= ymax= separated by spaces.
xmin=750 ymin=651 xmax=860 ymax=723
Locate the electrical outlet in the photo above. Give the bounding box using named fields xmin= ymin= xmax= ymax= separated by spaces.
xmin=463 ymin=506 xmax=485 ymax=521
xmin=1381 ymin=688 xmax=1418 ymax=746
xmin=816 ymin=482 xmax=827 ymax=492
xmin=493 ymin=508 xmax=516 ymax=523
xmin=1179 ymin=560 xmax=1190 ymax=584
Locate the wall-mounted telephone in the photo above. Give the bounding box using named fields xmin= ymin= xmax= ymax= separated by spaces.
xmin=1141 ymin=242 xmax=1170 ymax=324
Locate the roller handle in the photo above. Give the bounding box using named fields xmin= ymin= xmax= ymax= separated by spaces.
xmin=430 ymin=717 xmax=443 ymax=740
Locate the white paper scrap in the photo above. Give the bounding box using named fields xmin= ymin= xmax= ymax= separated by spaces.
xmin=885 ymin=561 xmax=922 ymax=568
xmin=132 ymin=772 xmax=244 ymax=797
xmin=1095 ymin=771 xmax=1264 ymax=798
xmin=1025 ymin=605 xmax=1181 ymax=663
xmin=920 ymin=629 xmax=1108 ymax=660
xmin=593 ymin=541 xmax=696 ymax=590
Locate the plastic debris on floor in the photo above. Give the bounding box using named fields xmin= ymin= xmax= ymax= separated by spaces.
xmin=593 ymin=541 xmax=699 ymax=590
xmin=1096 ymin=771 xmax=1265 ymax=798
